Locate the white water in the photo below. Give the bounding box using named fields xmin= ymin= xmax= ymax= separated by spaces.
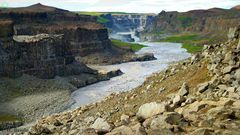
xmin=70 ymin=42 xmax=191 ymax=109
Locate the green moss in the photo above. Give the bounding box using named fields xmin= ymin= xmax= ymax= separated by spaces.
xmin=160 ymin=34 xmax=204 ymax=53
xmin=111 ymin=39 xmax=146 ymax=51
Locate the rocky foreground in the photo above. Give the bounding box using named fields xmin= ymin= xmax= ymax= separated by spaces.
xmin=10 ymin=26 xmax=240 ymax=135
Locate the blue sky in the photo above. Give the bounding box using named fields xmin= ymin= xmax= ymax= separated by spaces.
xmin=1 ymin=0 xmax=240 ymax=13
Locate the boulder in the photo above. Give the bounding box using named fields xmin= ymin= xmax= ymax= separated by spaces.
xmin=106 ymin=125 xmax=134 ymax=135
xmin=222 ymin=66 xmax=235 ymax=74
xmin=120 ymin=114 xmax=130 ymax=124
xmin=107 ymin=123 xmax=146 ymax=135
xmin=178 ymin=82 xmax=189 ymax=96
xmin=90 ymin=118 xmax=112 ymax=133
xmin=235 ymin=69 xmax=240 ymax=80
xmin=150 ymin=112 xmax=183 ymax=130
xmin=172 ymin=95 xmax=186 ymax=106
xmin=198 ymin=82 xmax=209 ymax=93
xmin=136 ymin=102 xmax=168 ymax=120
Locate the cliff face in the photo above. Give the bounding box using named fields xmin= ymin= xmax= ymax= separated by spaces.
xmin=0 ymin=34 xmax=95 ymax=79
xmin=101 ymin=14 xmax=155 ymax=42
xmin=0 ymin=4 xmax=125 ymax=78
xmin=103 ymin=14 xmax=155 ymax=32
xmin=141 ymin=8 xmax=240 ymax=41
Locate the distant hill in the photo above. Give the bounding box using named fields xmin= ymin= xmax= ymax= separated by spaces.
xmin=0 ymin=3 xmax=67 ymax=13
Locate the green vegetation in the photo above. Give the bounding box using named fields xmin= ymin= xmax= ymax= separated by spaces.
xmin=97 ymin=16 xmax=110 ymax=23
xmin=75 ymin=12 xmax=109 ymax=23
xmin=76 ymin=12 xmax=103 ymax=16
xmin=160 ymin=34 xmax=204 ymax=53
xmin=182 ymin=43 xmax=203 ymax=53
xmin=160 ymin=34 xmax=199 ymax=42
xmin=111 ymin=39 xmax=147 ymax=51
xmin=0 ymin=114 xmax=21 ymax=122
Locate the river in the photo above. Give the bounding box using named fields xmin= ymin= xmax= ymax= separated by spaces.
xmin=70 ymin=42 xmax=191 ymax=109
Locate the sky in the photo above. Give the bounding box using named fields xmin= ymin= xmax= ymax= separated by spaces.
xmin=1 ymin=0 xmax=240 ymax=13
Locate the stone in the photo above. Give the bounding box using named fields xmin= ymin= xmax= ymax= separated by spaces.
xmin=172 ymin=95 xmax=186 ymax=106
xmin=190 ymin=128 xmax=214 ymax=135
xmin=185 ymin=97 xmax=196 ymax=105
xmin=150 ymin=112 xmax=183 ymax=130
xmin=136 ymin=102 xmax=167 ymax=120
xmin=222 ymin=66 xmax=235 ymax=74
xmin=222 ymin=52 xmax=233 ymax=63
xmin=158 ymin=87 xmax=166 ymax=94
xmin=198 ymin=82 xmax=209 ymax=93
xmin=81 ymin=128 xmax=98 ymax=135
xmin=217 ymin=85 xmax=227 ymax=90
xmin=90 ymin=118 xmax=112 ymax=133
xmin=120 ymin=114 xmax=130 ymax=124
xmin=178 ymin=82 xmax=189 ymax=96
xmin=227 ymin=87 xmax=236 ymax=93
xmin=84 ymin=116 xmax=95 ymax=125
xmin=147 ymin=129 xmax=174 ymax=135
xmin=207 ymin=106 xmax=234 ymax=120
xmin=106 ymin=125 xmax=134 ymax=135
xmin=218 ymin=97 xmax=234 ymax=106
xmin=131 ymin=123 xmax=147 ymax=135
xmin=235 ymin=69 xmax=240 ymax=80
xmin=237 ymin=39 xmax=240 ymax=51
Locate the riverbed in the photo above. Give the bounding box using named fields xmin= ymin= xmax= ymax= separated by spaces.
xmin=70 ymin=42 xmax=191 ymax=109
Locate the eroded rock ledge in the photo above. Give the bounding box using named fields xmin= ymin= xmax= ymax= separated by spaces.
xmin=19 ymin=26 xmax=240 ymax=135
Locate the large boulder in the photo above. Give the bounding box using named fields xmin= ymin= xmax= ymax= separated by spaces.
xmin=90 ymin=118 xmax=112 ymax=133
xmin=178 ymin=82 xmax=189 ymax=96
xmin=150 ymin=112 xmax=183 ymax=130
xmin=136 ymin=102 xmax=168 ymax=120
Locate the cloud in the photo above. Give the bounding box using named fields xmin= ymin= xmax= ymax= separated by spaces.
xmin=3 ymin=0 xmax=240 ymax=13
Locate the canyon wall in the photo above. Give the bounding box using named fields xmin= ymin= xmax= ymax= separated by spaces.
xmin=141 ymin=7 xmax=240 ymax=41
xmin=103 ymin=14 xmax=155 ymax=32
xmin=0 ymin=4 xmax=126 ymax=79
xmin=101 ymin=14 xmax=155 ymax=42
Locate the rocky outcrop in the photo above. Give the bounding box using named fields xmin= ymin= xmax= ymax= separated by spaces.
xmin=0 ymin=34 xmax=95 ymax=79
xmin=0 ymin=4 xmax=135 ymax=78
xmin=22 ymin=25 xmax=240 ymax=135
xmin=141 ymin=7 xmax=240 ymax=42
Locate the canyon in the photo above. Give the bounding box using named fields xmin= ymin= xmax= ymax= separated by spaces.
xmin=0 ymin=3 xmax=240 ymax=135
xmin=0 ymin=3 xmax=155 ymax=130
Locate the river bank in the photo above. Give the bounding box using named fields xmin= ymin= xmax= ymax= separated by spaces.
xmin=70 ymin=42 xmax=190 ymax=109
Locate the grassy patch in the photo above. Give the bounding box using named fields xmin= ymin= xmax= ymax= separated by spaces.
xmin=76 ymin=12 xmax=103 ymax=16
xmin=111 ymin=39 xmax=146 ymax=51
xmin=97 ymin=16 xmax=110 ymax=23
xmin=182 ymin=43 xmax=203 ymax=53
xmin=75 ymin=12 xmax=109 ymax=24
xmin=160 ymin=34 xmax=204 ymax=53
xmin=0 ymin=114 xmax=21 ymax=122
xmin=160 ymin=34 xmax=199 ymax=42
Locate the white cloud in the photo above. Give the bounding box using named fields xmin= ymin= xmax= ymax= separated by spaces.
xmin=3 ymin=0 xmax=240 ymax=13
